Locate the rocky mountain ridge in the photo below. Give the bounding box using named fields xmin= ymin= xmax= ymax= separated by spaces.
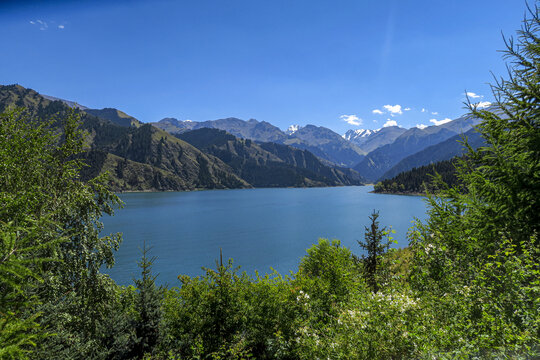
xmin=0 ymin=85 xmax=363 ymax=191
xmin=153 ymin=118 xmax=366 ymax=167
xmin=4 ymin=84 xmax=484 ymax=186
xmin=353 ymin=114 xmax=480 ymax=181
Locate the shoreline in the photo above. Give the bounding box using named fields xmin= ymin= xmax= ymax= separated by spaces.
xmin=114 ymin=183 xmax=369 ymax=195
xmin=370 ymin=190 xmax=426 ymax=197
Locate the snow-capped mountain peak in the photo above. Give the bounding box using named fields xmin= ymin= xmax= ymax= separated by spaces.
xmin=286 ymin=124 xmax=302 ymax=135
xmin=342 ymin=128 xmax=379 ymax=141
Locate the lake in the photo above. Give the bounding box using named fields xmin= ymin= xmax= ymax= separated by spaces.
xmin=102 ymin=186 xmax=428 ymax=286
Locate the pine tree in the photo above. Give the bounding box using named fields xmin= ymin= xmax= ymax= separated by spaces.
xmin=358 ymin=211 xmax=392 ymax=293
xmin=409 ymin=4 xmax=540 ymax=354
xmin=132 ymin=243 xmax=163 ymax=358
xmin=460 ymin=2 xmax=540 ymax=248
xmin=0 ymin=221 xmax=60 ymax=359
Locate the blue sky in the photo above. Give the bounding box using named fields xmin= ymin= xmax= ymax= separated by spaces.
xmin=0 ymin=0 xmax=528 ymax=134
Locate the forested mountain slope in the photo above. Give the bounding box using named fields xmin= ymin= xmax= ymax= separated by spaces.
xmin=374 ymin=158 xmax=461 ymax=194
xmin=0 ymin=85 xmax=249 ymax=191
xmin=379 ymin=128 xmax=484 ymax=180
xmin=178 ymin=128 xmax=365 ymax=187
xmin=1 ymin=85 xmax=362 ymax=191
xmin=353 ymin=114 xmax=479 ymax=181
xmin=154 ymin=117 xmax=366 ymax=167
xmin=84 ymin=107 xmax=144 ymax=128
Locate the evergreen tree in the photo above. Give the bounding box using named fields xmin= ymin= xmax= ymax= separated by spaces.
xmin=459 ymin=2 xmax=540 ymax=248
xmin=0 ymin=221 xmax=60 ymax=359
xmin=374 ymin=158 xmax=461 ymax=194
xmin=410 ymin=4 xmax=540 ymax=355
xmin=357 ymin=211 xmax=392 ymax=293
xmin=132 ymin=243 xmax=163 ymax=359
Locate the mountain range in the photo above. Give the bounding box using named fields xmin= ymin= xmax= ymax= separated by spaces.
xmin=177 ymin=128 xmax=364 ymax=187
xmin=353 ymin=115 xmax=480 ymax=181
xmin=152 ymin=118 xmax=366 ymax=167
xmin=2 ymin=83 xmax=486 ymax=189
xmin=153 ymin=115 xmax=481 ymax=179
xmin=379 ymin=127 xmax=484 ymax=181
xmin=343 ymin=126 xmax=407 ymax=153
xmin=0 ymin=85 xmax=364 ymax=191
xmin=153 ymin=117 xmax=288 ymax=143
xmin=1 ymin=85 xmax=252 ymax=191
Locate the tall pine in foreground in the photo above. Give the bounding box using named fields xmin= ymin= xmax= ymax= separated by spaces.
xmin=460 ymin=4 xmax=540 ymax=247
xmin=357 ymin=211 xmax=392 ymax=293
xmin=410 ymin=3 xmax=540 ymax=356
xmin=131 ymin=243 xmax=163 ymax=359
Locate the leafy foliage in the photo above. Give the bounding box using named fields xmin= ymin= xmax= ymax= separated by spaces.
xmin=0 ymin=107 xmax=124 ymax=359
xmin=1 ymin=3 xmax=539 ymax=359
xmin=0 ymin=221 xmax=60 ymax=359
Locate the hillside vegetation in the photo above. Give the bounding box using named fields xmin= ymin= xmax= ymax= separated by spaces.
xmin=379 ymin=127 xmax=485 ymax=181
xmin=178 ymin=128 xmax=364 ymax=187
xmin=1 ymin=5 xmax=539 ymax=359
xmin=373 ymin=157 xmax=460 ymax=195
xmin=0 ymin=85 xmax=249 ymax=192
xmin=0 ymin=85 xmax=361 ymax=191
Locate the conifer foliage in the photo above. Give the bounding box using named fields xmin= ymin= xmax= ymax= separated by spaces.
xmin=409 ymin=3 xmax=540 ymax=356
xmin=0 ymin=2 xmax=539 ymax=359
xmin=132 ymin=243 xmax=163 ymax=358
xmin=357 ymin=211 xmax=393 ymax=293
xmin=0 ymin=108 xmax=123 ymax=359
xmin=461 ymin=2 xmax=540 ymax=246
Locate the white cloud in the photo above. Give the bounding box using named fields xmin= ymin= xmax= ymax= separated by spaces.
xmin=383 ymin=104 xmax=403 ymax=115
xmin=404 ymin=107 xmax=411 ymax=111
xmin=474 ymin=101 xmax=492 ymax=109
xmin=466 ymin=92 xmax=482 ymax=99
xmin=431 ymin=111 xmax=438 ymax=115
xmin=430 ymin=118 xmax=452 ymax=126
xmin=30 ymin=19 xmax=48 ymax=30
xmin=58 ymin=25 xmax=65 ymax=29
xmin=383 ymin=119 xmax=398 ymax=127
xmin=372 ymin=109 xmax=383 ymax=115
xmin=340 ymin=114 xmax=362 ymax=126
xmin=37 ymin=20 xmax=48 ymax=30
xmin=416 ymin=124 xmax=428 ymax=129
xmin=421 ymin=108 xmax=427 ymax=113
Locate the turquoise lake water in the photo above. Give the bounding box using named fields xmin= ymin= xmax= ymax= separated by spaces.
xmin=102 ymin=186 xmax=428 ymax=286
